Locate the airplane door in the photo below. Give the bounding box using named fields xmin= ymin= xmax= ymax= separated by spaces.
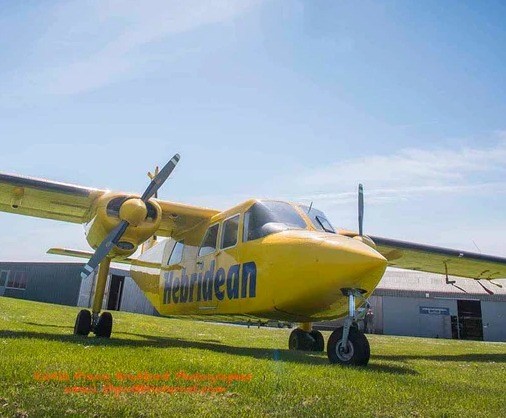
xmin=196 ymin=223 xmax=220 ymax=312
xmin=215 ymin=214 xmax=241 ymax=311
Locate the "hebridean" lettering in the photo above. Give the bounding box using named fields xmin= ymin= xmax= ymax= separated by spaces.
xmin=163 ymin=261 xmax=256 ymax=304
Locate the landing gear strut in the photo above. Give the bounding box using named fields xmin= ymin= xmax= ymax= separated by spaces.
xmin=288 ymin=289 xmax=371 ymax=365
xmin=73 ymin=258 xmax=113 ymax=338
xmin=327 ymin=288 xmax=370 ymax=366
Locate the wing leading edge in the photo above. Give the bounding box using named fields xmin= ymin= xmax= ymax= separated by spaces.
xmin=370 ymin=235 xmax=506 ymax=280
xmin=0 ymin=172 xmax=104 ymax=223
xmin=0 ymin=172 xmax=219 ymax=242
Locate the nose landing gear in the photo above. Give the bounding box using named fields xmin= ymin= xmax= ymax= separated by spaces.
xmin=288 ymin=288 xmax=371 ymax=365
xmin=327 ymin=288 xmax=370 ymax=366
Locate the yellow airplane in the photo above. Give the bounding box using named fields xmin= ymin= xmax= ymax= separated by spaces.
xmin=1 ymin=154 xmax=506 ymax=366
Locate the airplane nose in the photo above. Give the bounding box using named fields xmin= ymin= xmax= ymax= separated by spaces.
xmin=272 ymin=232 xmax=388 ymax=320
xmin=319 ymin=236 xmax=387 ymax=277
xmin=292 ymin=236 xmax=387 ymax=318
xmin=317 ymin=235 xmax=387 ymax=292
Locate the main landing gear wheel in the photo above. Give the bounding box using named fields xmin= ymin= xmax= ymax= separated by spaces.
xmin=73 ymin=310 xmax=113 ymax=338
xmin=289 ymin=328 xmax=325 ymax=351
xmin=74 ymin=309 xmax=91 ymax=336
xmin=94 ymin=312 xmax=113 ymax=338
xmin=309 ymin=330 xmax=325 ymax=352
xmin=327 ymin=326 xmax=370 ymax=366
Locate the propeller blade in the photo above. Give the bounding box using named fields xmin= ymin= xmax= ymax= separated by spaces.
xmin=358 ymin=183 xmax=364 ymax=236
xmin=141 ymin=154 xmax=180 ymax=201
xmin=80 ymin=220 xmax=129 ymax=279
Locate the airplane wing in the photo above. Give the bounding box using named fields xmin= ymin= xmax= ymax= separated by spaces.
xmin=0 ymin=173 xmax=104 ymax=223
xmin=155 ymin=200 xmax=219 ymax=244
xmin=0 ymin=172 xmax=218 ymax=241
xmin=370 ymin=235 xmax=506 ymax=280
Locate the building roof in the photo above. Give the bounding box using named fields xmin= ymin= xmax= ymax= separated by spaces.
xmin=374 ymin=268 xmax=506 ymax=301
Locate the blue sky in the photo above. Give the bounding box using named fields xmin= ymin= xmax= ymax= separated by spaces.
xmin=1 ymin=0 xmax=506 ymax=261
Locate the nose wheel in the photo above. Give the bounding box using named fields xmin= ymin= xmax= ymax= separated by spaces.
xmin=327 ymin=288 xmax=370 ymax=366
xmin=327 ymin=325 xmax=370 ymax=365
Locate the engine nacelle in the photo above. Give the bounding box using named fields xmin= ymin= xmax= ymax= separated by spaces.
xmin=85 ymin=192 xmax=162 ymax=257
xmin=336 ymin=229 xmax=377 ymax=249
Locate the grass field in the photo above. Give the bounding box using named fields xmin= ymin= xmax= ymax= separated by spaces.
xmin=0 ymin=297 xmax=505 ymax=418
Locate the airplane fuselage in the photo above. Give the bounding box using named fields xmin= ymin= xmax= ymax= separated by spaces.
xmin=130 ymin=199 xmax=387 ymax=322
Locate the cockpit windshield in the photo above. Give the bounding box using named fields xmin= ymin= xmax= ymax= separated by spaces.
xmin=243 ymin=201 xmax=307 ymax=241
xmin=299 ymin=205 xmax=335 ymax=233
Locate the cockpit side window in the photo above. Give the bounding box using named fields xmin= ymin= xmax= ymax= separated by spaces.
xmin=198 ymin=224 xmax=219 ymax=257
xmin=243 ymin=201 xmax=307 ymax=242
xmin=300 ymin=205 xmax=336 ymax=233
xmin=221 ymin=215 xmax=240 ymax=249
xmin=315 ymin=215 xmax=335 ymax=233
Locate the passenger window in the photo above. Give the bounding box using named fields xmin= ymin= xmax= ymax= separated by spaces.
xmin=167 ymin=241 xmax=184 ymax=265
xmin=221 ymin=215 xmax=240 ymax=249
xmin=198 ymin=224 xmax=219 ymax=257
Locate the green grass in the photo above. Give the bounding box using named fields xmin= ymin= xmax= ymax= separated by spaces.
xmin=0 ymin=297 xmax=505 ymax=418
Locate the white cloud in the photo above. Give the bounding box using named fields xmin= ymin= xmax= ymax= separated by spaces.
xmin=10 ymin=0 xmax=264 ymax=97
xmin=295 ymin=136 xmax=506 ymax=206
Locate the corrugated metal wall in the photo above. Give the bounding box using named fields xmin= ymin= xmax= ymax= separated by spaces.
xmin=0 ymin=262 xmax=157 ymax=316
xmin=0 ymin=262 xmax=82 ymax=306
xmin=482 ymin=301 xmax=506 ymax=342
xmin=382 ymin=296 xmax=456 ymax=339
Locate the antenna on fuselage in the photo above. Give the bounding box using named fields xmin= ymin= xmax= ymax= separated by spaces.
xmin=472 ymin=240 xmax=482 ymax=253
xmin=307 ymin=201 xmax=313 ymax=214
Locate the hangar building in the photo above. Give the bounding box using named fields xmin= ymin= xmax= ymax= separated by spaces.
xmin=0 ymin=262 xmax=156 ymax=316
xmin=367 ymin=270 xmax=506 ymax=342
xmin=1 ymin=261 xmax=505 ymax=342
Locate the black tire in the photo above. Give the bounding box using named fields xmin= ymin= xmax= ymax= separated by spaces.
xmin=310 ymin=330 xmax=325 ymax=352
xmin=288 ymin=328 xmax=313 ymax=351
xmin=363 ymin=332 xmax=371 ymax=361
xmin=94 ymin=312 xmax=113 ymax=338
xmin=74 ymin=310 xmax=91 ymax=336
xmin=327 ymin=326 xmax=370 ymax=366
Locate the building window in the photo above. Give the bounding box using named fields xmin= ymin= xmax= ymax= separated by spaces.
xmin=5 ymin=271 xmax=27 ymax=290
